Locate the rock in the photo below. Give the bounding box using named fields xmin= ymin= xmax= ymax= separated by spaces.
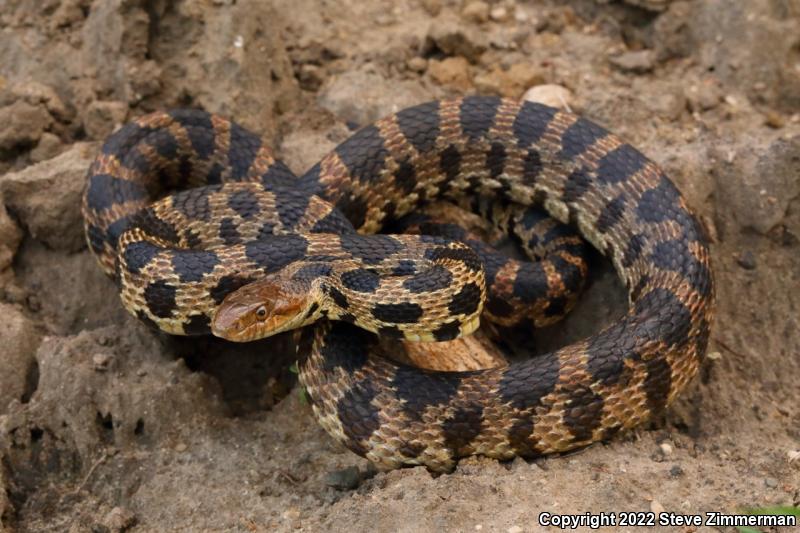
xmin=29 ymin=132 xmax=64 ymax=163
xmin=490 ymin=6 xmax=510 ymax=22
xmin=650 ymin=499 xmax=666 ymax=515
xmin=0 ymin=100 xmax=53 ymax=153
xmin=428 ymin=57 xmax=472 ymax=91
xmin=659 ymin=442 xmax=674 ymax=456
xmin=474 ymin=63 xmax=545 ymax=98
xmin=5 ymin=81 xmax=71 ymax=121
xmin=297 ymin=64 xmax=325 ymax=91
xmin=736 ymin=251 xmax=757 ymax=270
xmin=621 ymin=0 xmax=672 ymax=11
xmin=0 ymin=462 xmax=11 ymax=525
xmin=13 ymin=240 xmax=129 ymax=334
xmin=4 ymin=326 xmax=227 ymax=459
xmin=50 ymin=0 xmax=89 ymax=30
xmin=645 ymin=87 xmax=686 ymax=121
xmin=653 ymin=1 xmax=695 ymax=61
xmin=522 ymin=84 xmax=574 ymax=110
xmin=764 ymin=477 xmax=778 ymax=488
xmin=374 ymin=13 xmax=395 ymax=26
xmin=407 ymin=56 xmax=428 ymax=73
xmin=0 ymin=198 xmax=22 ymax=271
xmin=420 ymin=0 xmax=442 ymax=16
xmin=325 ymin=466 xmax=361 ymax=490
xmin=539 ymin=6 xmax=576 ymax=34
xmin=0 ymin=303 xmax=41 ymax=414
xmin=514 ymin=9 xmax=531 ymax=23
xmin=93 ymin=352 xmax=113 ymax=371
xmin=712 ymin=134 xmax=800 ymax=236
xmin=0 ymin=143 xmax=96 ymax=252
xmin=318 ymin=69 xmax=432 ymax=127
xmin=669 ymin=465 xmax=684 ymax=477
xmin=127 ymin=60 xmax=163 ymax=101
xmin=461 ymin=1 xmax=490 ymax=24
xmin=425 ymin=18 xmax=488 ymax=63
xmin=80 ymin=0 xmax=299 ymax=139
xmin=82 ymin=100 xmax=128 ymax=140
xmin=685 ymin=80 xmax=722 ymax=112
xmin=102 ymin=506 xmax=137 ymax=532
xmin=682 ymin=0 xmax=800 ymax=111
xmin=80 ymin=1 xmax=150 ymax=100
xmin=763 ymin=109 xmax=786 ymax=129
xmin=279 ymin=123 xmax=351 ymax=175
xmin=609 ymin=50 xmax=656 ymax=74
xmin=282 ymin=507 xmax=301 ymax=521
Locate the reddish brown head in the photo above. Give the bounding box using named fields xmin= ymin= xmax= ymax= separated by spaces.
xmin=211 ymin=276 xmax=319 ymax=342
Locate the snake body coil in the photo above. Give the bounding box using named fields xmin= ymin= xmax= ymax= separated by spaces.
xmin=83 ymin=97 xmax=713 ymax=471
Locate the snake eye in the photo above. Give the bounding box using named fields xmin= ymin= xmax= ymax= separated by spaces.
xmin=255 ymin=306 xmax=268 ymax=320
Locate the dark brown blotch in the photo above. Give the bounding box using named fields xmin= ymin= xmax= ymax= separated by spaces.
xmin=561 ymin=384 xmax=604 ymax=443
xmin=441 ymin=404 xmax=484 ymax=457
xmin=143 ymin=280 xmax=177 ymax=319
xmin=396 ymin=100 xmax=441 ymax=154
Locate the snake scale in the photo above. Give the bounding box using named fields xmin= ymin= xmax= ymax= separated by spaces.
xmin=83 ymin=96 xmax=713 ymax=471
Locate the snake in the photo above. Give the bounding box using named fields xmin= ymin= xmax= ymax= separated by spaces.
xmin=82 ymin=96 xmax=714 ymax=472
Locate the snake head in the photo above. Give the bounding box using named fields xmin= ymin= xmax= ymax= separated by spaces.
xmin=211 ymin=276 xmax=320 ymax=342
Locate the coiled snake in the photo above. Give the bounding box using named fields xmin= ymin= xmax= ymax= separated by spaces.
xmin=82 ymin=97 xmax=713 ymax=471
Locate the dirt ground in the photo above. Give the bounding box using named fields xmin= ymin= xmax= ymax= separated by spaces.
xmin=0 ymin=0 xmax=798 ymax=531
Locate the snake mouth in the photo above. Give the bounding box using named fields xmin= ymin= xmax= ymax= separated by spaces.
xmin=211 ymin=301 xmax=258 ymax=341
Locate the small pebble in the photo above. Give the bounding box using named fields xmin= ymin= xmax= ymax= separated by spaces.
xmin=282 ymin=507 xmax=301 ymax=521
xmin=659 ymin=442 xmax=674 ymax=456
xmin=462 ymin=1 xmax=490 ymax=23
xmin=736 ymin=250 xmax=757 ymax=270
xmin=507 ymin=526 xmax=523 ymax=533
xmin=510 ymin=456 xmax=527 ymax=470
xmin=764 ymin=477 xmax=778 ymax=488
xmin=650 ymin=499 xmax=665 ymax=515
xmin=325 ymin=466 xmax=361 ymax=490
xmin=375 ymin=13 xmax=394 ymax=26
xmin=297 ymin=64 xmax=324 ymax=91
xmin=30 ymin=132 xmax=63 ymax=163
xmin=686 ymin=81 xmax=722 ymax=111
xmin=92 ymin=353 xmax=112 ymax=371
xmin=764 ymin=110 xmax=785 ymax=129
xmin=428 ymin=57 xmax=472 ymax=91
xmin=174 ymin=442 xmax=187 ymax=452
xmin=609 ymin=50 xmax=656 ymax=74
xmin=407 ymin=57 xmax=428 ymax=73
xmin=490 ymin=6 xmax=509 ymax=22
xmin=26 ymin=294 xmax=41 ymax=312
xmin=103 ymin=506 xmax=136 ymax=532
xmin=669 ymin=465 xmax=684 ymax=477
xmin=421 ymin=0 xmax=441 ymax=16
xmin=522 ymin=84 xmax=573 ymax=110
